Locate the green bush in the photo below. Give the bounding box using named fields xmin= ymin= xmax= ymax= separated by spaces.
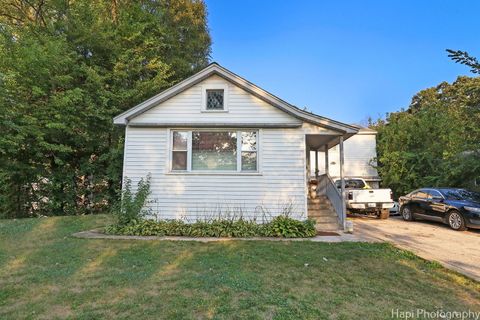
xmin=262 ymin=215 xmax=317 ymax=238
xmin=112 ymin=175 xmax=151 ymax=227
xmin=105 ymin=215 xmax=316 ymax=238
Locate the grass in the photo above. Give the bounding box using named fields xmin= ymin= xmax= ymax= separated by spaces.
xmin=0 ymin=215 xmax=479 ymax=319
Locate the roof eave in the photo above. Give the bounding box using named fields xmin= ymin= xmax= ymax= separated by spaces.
xmin=113 ymin=63 xmax=359 ymax=135
xmin=113 ymin=64 xmax=220 ymax=125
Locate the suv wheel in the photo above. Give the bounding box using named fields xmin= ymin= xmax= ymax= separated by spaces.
xmin=447 ymin=210 xmax=467 ymax=231
xmin=401 ymin=206 xmax=413 ymax=221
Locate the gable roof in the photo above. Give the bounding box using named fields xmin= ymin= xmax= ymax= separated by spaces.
xmin=113 ymin=62 xmax=359 ymax=134
xmin=350 ymin=124 xmax=377 ymax=134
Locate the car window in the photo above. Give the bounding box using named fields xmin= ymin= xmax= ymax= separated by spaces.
xmin=441 ymin=189 xmax=480 ymax=201
xmin=412 ymin=190 xmax=429 ymax=200
xmin=335 ymin=179 xmax=366 ymax=189
xmin=427 ymin=190 xmax=442 ymax=199
xmin=346 ymin=179 xmax=366 ymax=189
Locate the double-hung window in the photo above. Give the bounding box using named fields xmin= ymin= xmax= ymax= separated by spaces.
xmin=241 ymin=131 xmax=257 ymax=171
xmin=172 ymin=131 xmax=189 ymax=171
xmin=170 ymin=130 xmax=258 ymax=172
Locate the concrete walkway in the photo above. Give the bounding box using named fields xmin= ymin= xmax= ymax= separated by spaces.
xmin=353 ymin=216 xmax=480 ymax=281
xmin=72 ymin=229 xmax=372 ymax=243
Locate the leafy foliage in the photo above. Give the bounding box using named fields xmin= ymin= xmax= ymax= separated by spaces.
xmin=447 ymin=49 xmax=480 ymax=74
xmin=0 ymin=0 xmax=211 ymax=218
xmin=105 ymin=215 xmax=317 ymax=238
xmin=264 ymin=215 xmax=316 ymax=238
xmin=372 ymin=76 xmax=480 ymax=197
xmin=113 ymin=175 xmax=151 ymax=226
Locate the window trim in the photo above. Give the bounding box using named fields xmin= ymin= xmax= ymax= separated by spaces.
xmin=170 ymin=130 xmax=191 ymax=172
xmin=240 ymin=131 xmax=258 ymax=172
xmin=201 ymin=84 xmax=229 ymax=112
xmin=168 ymin=129 xmax=259 ymax=174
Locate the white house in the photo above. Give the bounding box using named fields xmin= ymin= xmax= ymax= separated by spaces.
xmin=309 ymin=126 xmax=380 ymax=188
xmin=114 ymin=63 xmax=370 ymax=231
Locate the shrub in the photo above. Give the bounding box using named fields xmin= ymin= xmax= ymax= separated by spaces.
xmin=111 ymin=175 xmax=151 ymax=227
xmin=105 ymin=215 xmax=316 ymax=238
xmin=261 ymin=215 xmax=317 ymax=238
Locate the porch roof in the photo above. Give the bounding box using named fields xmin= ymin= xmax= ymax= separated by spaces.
xmin=306 ymin=133 xmax=354 ymax=151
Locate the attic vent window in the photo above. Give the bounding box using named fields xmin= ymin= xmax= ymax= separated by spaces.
xmin=206 ymin=89 xmax=224 ymax=110
xmin=201 ymin=84 xmax=228 ymax=112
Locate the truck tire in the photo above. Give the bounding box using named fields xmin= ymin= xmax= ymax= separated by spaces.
xmin=378 ymin=209 xmax=390 ymax=219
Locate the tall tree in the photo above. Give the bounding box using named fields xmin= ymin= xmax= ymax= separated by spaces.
xmin=0 ymin=0 xmax=211 ymax=218
xmin=372 ymin=77 xmax=480 ymax=196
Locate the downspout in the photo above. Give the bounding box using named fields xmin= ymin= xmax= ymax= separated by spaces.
xmin=339 ymin=136 xmax=347 ymax=231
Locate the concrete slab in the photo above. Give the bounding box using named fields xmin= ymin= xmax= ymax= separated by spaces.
xmin=352 ymin=216 xmax=480 ymax=281
xmin=72 ymin=229 xmax=374 ymax=243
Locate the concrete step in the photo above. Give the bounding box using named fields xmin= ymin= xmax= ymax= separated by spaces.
xmin=308 ymin=209 xmax=336 ymax=217
xmin=308 ymin=197 xmax=329 ymax=203
xmin=309 ymin=196 xmax=341 ymax=231
xmin=308 ymin=200 xmax=329 ymax=206
xmin=310 ymin=216 xmax=339 ymax=224
xmin=315 ymin=222 xmax=340 ymax=232
xmin=308 ymin=203 xmax=331 ymax=210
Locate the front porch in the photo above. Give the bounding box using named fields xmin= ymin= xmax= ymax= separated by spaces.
xmin=305 ymin=133 xmax=349 ymax=232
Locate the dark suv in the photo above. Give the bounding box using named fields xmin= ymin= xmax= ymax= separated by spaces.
xmin=399 ymin=188 xmax=480 ymax=231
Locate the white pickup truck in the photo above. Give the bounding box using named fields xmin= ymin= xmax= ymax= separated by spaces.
xmin=334 ymin=178 xmax=394 ymax=219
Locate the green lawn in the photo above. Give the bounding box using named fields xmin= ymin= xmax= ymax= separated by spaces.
xmin=0 ymin=215 xmax=479 ymax=319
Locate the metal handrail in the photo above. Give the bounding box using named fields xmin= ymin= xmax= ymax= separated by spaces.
xmin=318 ymin=174 xmax=345 ymax=230
xmin=325 ymin=173 xmax=341 ymax=196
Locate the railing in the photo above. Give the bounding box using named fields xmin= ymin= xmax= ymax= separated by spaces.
xmin=317 ymin=174 xmax=345 ymax=230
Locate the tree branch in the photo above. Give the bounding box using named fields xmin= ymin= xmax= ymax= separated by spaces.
xmin=447 ymin=49 xmax=480 ymax=74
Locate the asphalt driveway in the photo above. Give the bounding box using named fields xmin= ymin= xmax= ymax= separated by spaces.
xmin=352 ymin=216 xmax=480 ymax=281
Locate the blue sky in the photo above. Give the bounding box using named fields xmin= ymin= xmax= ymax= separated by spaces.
xmin=205 ymin=0 xmax=480 ymax=124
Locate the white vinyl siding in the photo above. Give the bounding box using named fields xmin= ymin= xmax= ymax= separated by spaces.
xmin=123 ymin=127 xmax=306 ymax=221
xmin=309 ymin=132 xmax=378 ymax=178
xmin=129 ymin=75 xmax=302 ymax=126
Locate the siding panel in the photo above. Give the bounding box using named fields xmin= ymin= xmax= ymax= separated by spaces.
xmin=309 ymin=133 xmax=379 ymax=179
xmin=123 ymin=127 xmax=307 ymax=221
xmin=129 ymin=75 xmax=302 ymax=126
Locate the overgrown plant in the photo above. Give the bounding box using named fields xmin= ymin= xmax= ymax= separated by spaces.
xmin=113 ymin=175 xmax=152 ymax=227
xmin=105 ymin=214 xmax=316 ymax=238
xmin=264 ymin=215 xmax=316 ymax=238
